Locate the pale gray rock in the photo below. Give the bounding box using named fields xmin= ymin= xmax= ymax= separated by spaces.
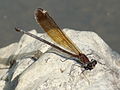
xmin=0 ymin=43 xmax=18 ymax=90
xmin=0 ymin=43 xmax=18 ymax=66
xmin=0 ymin=28 xmax=120 ymax=90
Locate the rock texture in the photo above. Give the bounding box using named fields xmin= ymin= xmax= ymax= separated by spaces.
xmin=0 ymin=28 xmax=120 ymax=90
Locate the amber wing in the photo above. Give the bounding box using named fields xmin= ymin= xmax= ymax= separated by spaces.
xmin=35 ymin=8 xmax=82 ymax=55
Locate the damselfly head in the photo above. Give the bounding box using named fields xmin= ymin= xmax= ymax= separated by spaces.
xmin=84 ymin=60 xmax=97 ymax=70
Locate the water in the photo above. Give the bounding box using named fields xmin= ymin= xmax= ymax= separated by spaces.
xmin=0 ymin=0 xmax=120 ymax=53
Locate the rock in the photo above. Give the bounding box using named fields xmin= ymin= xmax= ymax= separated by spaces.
xmin=0 ymin=43 xmax=18 ymax=66
xmin=0 ymin=42 xmax=18 ymax=77
xmin=0 ymin=28 xmax=120 ymax=90
xmin=0 ymin=42 xmax=18 ymax=90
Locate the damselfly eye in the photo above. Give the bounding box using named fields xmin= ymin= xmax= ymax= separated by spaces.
xmin=84 ymin=60 xmax=97 ymax=70
xmin=92 ymin=60 xmax=97 ymax=66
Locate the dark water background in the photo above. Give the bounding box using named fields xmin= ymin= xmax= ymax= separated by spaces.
xmin=0 ymin=0 xmax=120 ymax=53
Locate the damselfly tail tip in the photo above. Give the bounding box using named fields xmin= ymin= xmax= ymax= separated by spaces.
xmin=15 ymin=27 xmax=25 ymax=34
xmin=15 ymin=27 xmax=21 ymax=32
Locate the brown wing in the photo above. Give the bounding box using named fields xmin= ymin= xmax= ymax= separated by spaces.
xmin=34 ymin=8 xmax=82 ymax=55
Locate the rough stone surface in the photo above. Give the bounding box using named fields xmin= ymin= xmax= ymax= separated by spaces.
xmin=0 ymin=29 xmax=120 ymax=90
